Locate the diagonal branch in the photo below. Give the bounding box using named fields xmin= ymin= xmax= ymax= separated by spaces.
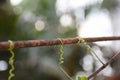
xmin=88 ymin=51 xmax=120 ymax=80
xmin=0 ymin=36 xmax=120 ymax=50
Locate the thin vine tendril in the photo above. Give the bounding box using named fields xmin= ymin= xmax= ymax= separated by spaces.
xmin=58 ymin=38 xmax=73 ymax=80
xmin=58 ymin=39 xmax=64 ymax=65
xmin=8 ymin=40 xmax=15 ymax=80
xmin=77 ymin=37 xmax=104 ymax=65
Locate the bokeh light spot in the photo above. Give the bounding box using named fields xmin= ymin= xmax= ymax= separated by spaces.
xmin=0 ymin=60 xmax=8 ymax=71
xmin=60 ymin=14 xmax=73 ymax=27
xmin=35 ymin=20 xmax=45 ymax=31
xmin=10 ymin=0 xmax=23 ymax=5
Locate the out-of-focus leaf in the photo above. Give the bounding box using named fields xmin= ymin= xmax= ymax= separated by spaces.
xmin=101 ymin=0 xmax=117 ymax=10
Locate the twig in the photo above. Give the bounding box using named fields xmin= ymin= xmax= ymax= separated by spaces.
xmin=0 ymin=36 xmax=120 ymax=50
xmin=88 ymin=51 xmax=120 ymax=80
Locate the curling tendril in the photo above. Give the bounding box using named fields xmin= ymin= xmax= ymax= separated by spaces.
xmin=77 ymin=37 xmax=104 ymax=65
xmin=8 ymin=40 xmax=15 ymax=80
xmin=58 ymin=38 xmax=73 ymax=80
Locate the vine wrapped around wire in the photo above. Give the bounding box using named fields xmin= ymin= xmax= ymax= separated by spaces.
xmin=77 ymin=37 xmax=104 ymax=65
xmin=8 ymin=40 xmax=15 ymax=80
xmin=58 ymin=38 xmax=73 ymax=80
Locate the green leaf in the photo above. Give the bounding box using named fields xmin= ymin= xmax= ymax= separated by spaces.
xmin=78 ymin=76 xmax=81 ymax=80
xmin=81 ymin=76 xmax=88 ymax=80
xmin=78 ymin=76 xmax=88 ymax=80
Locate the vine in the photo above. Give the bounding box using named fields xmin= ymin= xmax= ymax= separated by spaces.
xmin=8 ymin=40 xmax=15 ymax=80
xmin=58 ymin=38 xmax=89 ymax=80
xmin=57 ymin=37 xmax=106 ymax=80
xmin=58 ymin=38 xmax=73 ymax=80
xmin=0 ymin=36 xmax=119 ymax=80
xmin=77 ymin=37 xmax=104 ymax=65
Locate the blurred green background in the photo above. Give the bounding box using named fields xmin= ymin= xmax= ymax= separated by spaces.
xmin=0 ymin=0 xmax=120 ymax=80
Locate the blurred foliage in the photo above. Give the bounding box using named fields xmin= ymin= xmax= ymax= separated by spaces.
xmin=101 ymin=0 xmax=118 ymax=10
xmin=19 ymin=0 xmax=57 ymax=23
xmin=0 ymin=1 xmax=18 ymax=40
xmin=0 ymin=0 xmax=120 ymax=80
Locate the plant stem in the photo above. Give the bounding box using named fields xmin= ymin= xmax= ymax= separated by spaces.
xmin=88 ymin=51 xmax=120 ymax=80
